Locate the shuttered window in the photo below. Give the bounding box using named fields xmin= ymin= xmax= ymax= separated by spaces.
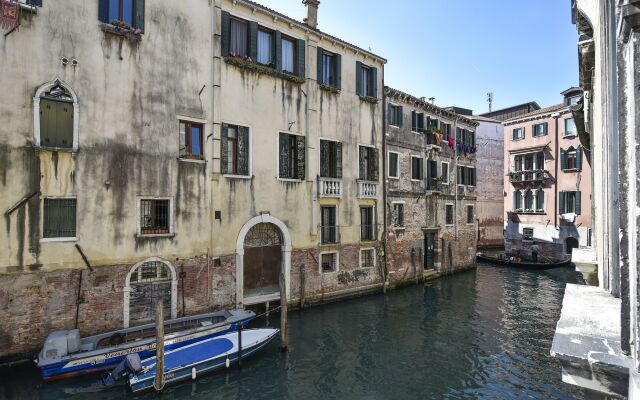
xmin=358 ymin=146 xmax=379 ymax=181
xmin=559 ymin=191 xmax=582 ymax=215
xmin=321 ymin=206 xmax=338 ymax=244
xmin=561 ymin=147 xmax=582 ymax=171
xmin=99 ymin=0 xmax=144 ymax=31
xmin=230 ymin=18 xmax=248 ymax=57
xmin=43 ymin=198 xmax=77 ymax=238
xmin=411 ymin=156 xmax=424 ymax=180
xmin=257 ymin=29 xmax=273 ymax=65
xmin=40 ymin=99 xmax=73 ymax=149
xmin=317 ymin=48 xmax=340 ymax=88
xmin=360 ymin=207 xmax=375 ymax=241
xmin=281 ymin=37 xmax=295 ymax=73
xmin=320 ymin=140 xmax=342 ymax=179
xmin=279 ymin=133 xmax=305 ymax=180
xmin=356 ymin=62 xmax=377 ymax=98
xmin=387 ymin=104 xmax=403 ymax=127
xmin=533 ymin=122 xmax=548 ymax=137
xmin=221 ymin=124 xmax=250 ymax=176
xmin=513 ymin=127 xmax=525 ymax=140
xmin=457 ymin=166 xmax=476 ymax=186
xmin=388 ymin=152 xmax=399 ymax=178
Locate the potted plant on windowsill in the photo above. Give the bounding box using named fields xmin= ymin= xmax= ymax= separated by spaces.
xmin=102 ymin=19 xmax=142 ymax=41
xmin=319 ymin=83 xmax=340 ymax=94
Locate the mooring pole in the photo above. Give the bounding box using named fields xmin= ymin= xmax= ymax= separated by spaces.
xmin=299 ymin=265 xmax=306 ymax=309
xmin=279 ymin=272 xmax=288 ymax=351
xmin=154 ymin=300 xmax=165 ymax=392
xmin=237 ymin=322 xmax=243 ymax=368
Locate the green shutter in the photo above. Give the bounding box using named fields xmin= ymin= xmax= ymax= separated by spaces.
xmin=134 ymin=0 xmax=145 ymax=32
xmin=221 ymin=11 xmax=230 ymax=57
xmin=334 ymin=53 xmax=341 ymax=89
xmin=387 ymin=103 xmax=392 ymax=125
xmin=238 ymin=127 xmax=249 ymax=176
xmin=274 ymin=31 xmax=282 ymax=71
xmin=397 ymin=106 xmax=403 ymax=128
xmin=412 ymin=110 xmax=417 ymax=131
xmin=336 ymin=142 xmax=343 ymax=179
xmin=296 ymin=39 xmax=305 ymax=77
xmin=370 ymin=66 xmax=377 ymax=98
xmin=220 ymin=125 xmax=229 ymax=174
xmin=575 ymin=191 xmax=582 ymax=215
xmin=295 ymin=135 xmax=306 ymax=179
xmin=249 ymin=22 xmax=258 ymax=61
xmin=371 ymin=148 xmax=379 ymax=181
xmin=559 ymin=192 xmax=566 ymax=214
xmin=576 ymin=147 xmax=582 ymax=171
xmin=417 ymin=113 xmax=424 ymax=133
xmin=317 ymin=47 xmax=324 ymax=83
xmin=355 ymin=61 xmax=363 ymax=96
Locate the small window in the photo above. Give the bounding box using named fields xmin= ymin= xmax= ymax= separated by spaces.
xmin=560 ymin=191 xmax=581 ymax=215
xmin=513 ymin=127 xmax=525 ymax=140
xmin=320 ymin=140 xmax=342 ymax=179
xmin=229 ymin=18 xmax=248 ymax=57
xmin=360 ymin=248 xmax=375 ymax=268
xmin=466 ymin=205 xmax=474 ymax=224
xmin=393 ymin=203 xmax=404 ymax=226
xmin=457 ymin=166 xmax=476 ymax=186
xmin=360 ymin=207 xmax=375 ymax=241
xmin=222 ymin=124 xmax=250 ymax=176
xmin=358 ymin=146 xmax=378 ymax=181
xmin=43 ymin=198 xmax=77 ymax=239
xmin=533 ymin=123 xmax=548 ymax=137
xmin=140 ymin=199 xmax=170 ymax=235
xmin=523 ymin=228 xmax=534 ymax=240
xmin=564 ymin=118 xmax=577 ymax=136
xmin=321 ymin=206 xmax=338 ymax=244
xmin=357 ymin=62 xmax=377 ymax=98
xmin=281 ymin=36 xmax=295 ymax=73
xmin=322 ymin=52 xmax=335 ymax=85
xmin=388 ymin=152 xmax=399 ymax=179
xmin=441 ymin=162 xmax=449 ymax=184
xmin=445 ymin=204 xmax=454 ymax=226
xmin=411 ymin=156 xmax=424 ymax=180
xmin=411 ymin=111 xmax=425 ymax=133
xmin=257 ymin=29 xmax=273 ymax=65
xmin=279 ymin=133 xmax=305 ymax=180
xmin=320 ymin=252 xmax=338 ymax=273
xmin=388 ymin=105 xmax=402 ymax=127
xmin=179 ymin=121 xmax=204 ymax=159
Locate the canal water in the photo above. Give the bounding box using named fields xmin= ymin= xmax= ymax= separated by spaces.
xmin=1 ymin=265 xmax=588 ymax=400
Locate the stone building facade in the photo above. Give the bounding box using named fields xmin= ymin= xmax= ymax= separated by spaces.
xmin=502 ymin=88 xmax=592 ymax=261
xmin=0 ymin=0 xmax=386 ymax=363
xmin=384 ymin=88 xmax=479 ymax=286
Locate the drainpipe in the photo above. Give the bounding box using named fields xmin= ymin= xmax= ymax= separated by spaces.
xmin=453 ymin=117 xmax=459 ymax=241
xmin=381 ymin=68 xmax=388 ymax=291
xmin=552 ymin=112 xmax=560 ymax=229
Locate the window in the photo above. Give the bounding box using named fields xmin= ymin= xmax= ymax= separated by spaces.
xmin=393 ymin=203 xmax=404 ymax=226
xmin=320 ymin=252 xmax=338 ymax=273
xmin=513 ymin=127 xmax=525 ymax=140
xmin=221 ymin=124 xmax=250 ymax=176
xmin=360 ymin=248 xmax=375 ymax=268
xmin=388 ymin=152 xmax=399 ymax=179
xmin=317 ymin=47 xmax=341 ymax=88
xmin=140 ymin=199 xmax=171 ymax=235
xmin=443 ymin=123 xmax=452 ymax=140
xmin=279 ymin=133 xmax=305 ymax=180
xmin=39 ymin=83 xmax=74 ymax=149
xmin=445 ymin=204 xmax=454 ymax=226
xmin=358 ymin=146 xmax=379 ymax=181
xmin=179 ymin=121 xmax=203 ymax=159
xmin=441 ymin=162 xmax=449 ymax=184
xmin=566 ymin=95 xmax=580 ymax=106
xmin=533 ymin=122 xmax=548 ymax=137
xmin=457 ymin=166 xmax=476 ymax=186
xmin=466 ymin=205 xmax=474 ymax=225
xmin=388 ymin=104 xmax=403 ymax=127
xmin=411 ymin=111 xmax=425 ymax=133
xmin=230 ymin=18 xmax=248 ymax=57
xmin=257 ymin=29 xmax=273 ymax=65
xmin=513 ymin=191 xmax=522 ymax=211
xmin=281 ymin=36 xmax=295 ymax=73
xmin=536 ymin=189 xmax=545 ymax=212
xmin=411 ymin=156 xmax=424 ymax=180
xmin=99 ymin=0 xmax=144 ymax=30
xmin=523 ymin=228 xmax=534 ymax=240
xmin=356 ymin=62 xmax=377 ymax=98
xmin=360 ymin=207 xmax=375 ymax=241
xmin=322 ymin=53 xmax=334 ymax=85
xmin=43 ymin=198 xmax=77 ymax=239
xmin=320 ymin=140 xmax=342 ymax=179
xmin=524 ymin=190 xmax=534 ymax=211
xmin=561 ymin=147 xmax=582 ymax=171
xmin=321 ymin=206 xmax=338 ymax=244
xmin=564 ymin=118 xmax=577 ymax=136
xmin=559 ymin=191 xmax=582 ymax=215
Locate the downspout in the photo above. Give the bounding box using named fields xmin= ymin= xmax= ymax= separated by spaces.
xmin=453 ymin=117 xmax=459 ymax=241
xmin=552 ymin=112 xmax=560 ymax=229
xmin=381 ymin=68 xmax=388 ymax=292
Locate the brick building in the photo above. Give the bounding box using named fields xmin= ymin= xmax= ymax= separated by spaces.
xmin=384 ymin=88 xmax=479 ymax=285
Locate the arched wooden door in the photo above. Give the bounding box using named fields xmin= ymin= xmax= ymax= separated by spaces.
xmin=243 ymin=223 xmax=283 ymax=298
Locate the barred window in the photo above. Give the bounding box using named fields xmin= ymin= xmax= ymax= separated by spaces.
xmin=279 ymin=133 xmax=305 ymax=180
xmin=393 ymin=203 xmax=404 ymax=226
xmin=360 ymin=249 xmax=375 ymax=268
xmin=523 ymin=228 xmax=534 ymax=240
xmin=358 ymin=146 xmax=379 ymax=181
xmin=360 ymin=206 xmax=375 ymax=241
xmin=321 ymin=206 xmax=338 ymax=244
xmin=320 ymin=140 xmax=342 ymax=179
xmin=221 ymin=124 xmax=250 ymax=176
xmin=321 ymin=252 xmax=338 ymax=273
xmin=140 ymin=199 xmax=170 ymax=235
xmin=43 ymin=198 xmax=77 ymax=238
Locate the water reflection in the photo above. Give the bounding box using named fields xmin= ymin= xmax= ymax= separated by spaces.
xmin=0 ymin=266 xmax=586 ymax=400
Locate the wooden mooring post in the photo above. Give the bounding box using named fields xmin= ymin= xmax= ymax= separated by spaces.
xmin=299 ymin=265 xmax=306 ymax=309
xmin=279 ymin=272 xmax=288 ymax=351
xmin=154 ymin=300 xmax=165 ymax=392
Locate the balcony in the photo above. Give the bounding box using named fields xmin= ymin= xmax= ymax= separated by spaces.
xmin=357 ymin=180 xmax=378 ymax=198
xmin=318 ymin=177 xmax=343 ymax=198
xmin=424 ymin=132 xmax=442 ymax=151
xmin=509 ymin=170 xmax=550 ymax=185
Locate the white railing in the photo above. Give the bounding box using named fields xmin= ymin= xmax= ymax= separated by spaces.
xmin=318 ymin=177 xmax=343 ymax=197
xmin=358 ymin=181 xmax=378 ymax=198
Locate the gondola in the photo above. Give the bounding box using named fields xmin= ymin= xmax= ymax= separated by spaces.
xmin=476 ymin=254 xmax=572 ymax=270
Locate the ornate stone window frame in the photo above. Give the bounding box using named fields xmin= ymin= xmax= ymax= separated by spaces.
xmin=33 ymin=79 xmax=79 ymax=152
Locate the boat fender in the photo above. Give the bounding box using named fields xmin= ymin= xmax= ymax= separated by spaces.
xmin=109 ymin=333 xmax=125 ymax=346
xmin=192 ymin=367 xmax=196 ymax=380
xmin=225 ymin=357 xmax=230 ymax=368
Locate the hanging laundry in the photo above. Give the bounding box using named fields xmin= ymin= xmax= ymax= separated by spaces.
xmin=448 ymin=136 xmax=454 ymax=149
xmin=0 ymin=1 xmax=20 ymax=32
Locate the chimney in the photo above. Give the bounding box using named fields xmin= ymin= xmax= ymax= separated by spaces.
xmin=303 ymin=0 xmax=320 ymax=29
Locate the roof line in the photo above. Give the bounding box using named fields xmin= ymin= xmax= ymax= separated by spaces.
xmin=478 ymin=101 xmax=541 ymax=116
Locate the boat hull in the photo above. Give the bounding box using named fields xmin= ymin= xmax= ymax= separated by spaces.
xmin=38 ymin=310 xmax=254 ymax=381
xmin=476 ymin=254 xmax=572 ymax=270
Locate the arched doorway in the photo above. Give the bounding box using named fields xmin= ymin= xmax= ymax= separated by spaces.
xmin=236 ymin=215 xmax=292 ymax=307
xmin=123 ymin=257 xmax=177 ymax=328
xmin=565 ymin=237 xmax=579 ymax=255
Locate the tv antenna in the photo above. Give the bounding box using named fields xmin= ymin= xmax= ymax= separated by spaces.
xmin=487 ymin=92 xmax=494 ymax=112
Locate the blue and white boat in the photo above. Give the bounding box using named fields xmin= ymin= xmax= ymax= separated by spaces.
xmin=37 ymin=309 xmax=255 ymax=381
xmin=123 ymin=328 xmax=278 ymax=393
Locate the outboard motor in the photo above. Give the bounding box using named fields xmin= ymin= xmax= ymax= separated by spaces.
xmin=102 ymin=354 xmax=142 ymax=386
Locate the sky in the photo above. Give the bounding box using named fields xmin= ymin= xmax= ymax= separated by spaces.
xmin=262 ymin=0 xmax=579 ymax=114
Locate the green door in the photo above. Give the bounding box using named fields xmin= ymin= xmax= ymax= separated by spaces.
xmin=424 ymin=232 xmax=436 ymax=269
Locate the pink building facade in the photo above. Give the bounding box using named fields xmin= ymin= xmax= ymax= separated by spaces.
xmin=503 ymin=89 xmax=592 ymax=260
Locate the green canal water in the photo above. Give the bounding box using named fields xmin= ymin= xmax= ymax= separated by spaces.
xmin=1 ymin=265 xmax=588 ymax=400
